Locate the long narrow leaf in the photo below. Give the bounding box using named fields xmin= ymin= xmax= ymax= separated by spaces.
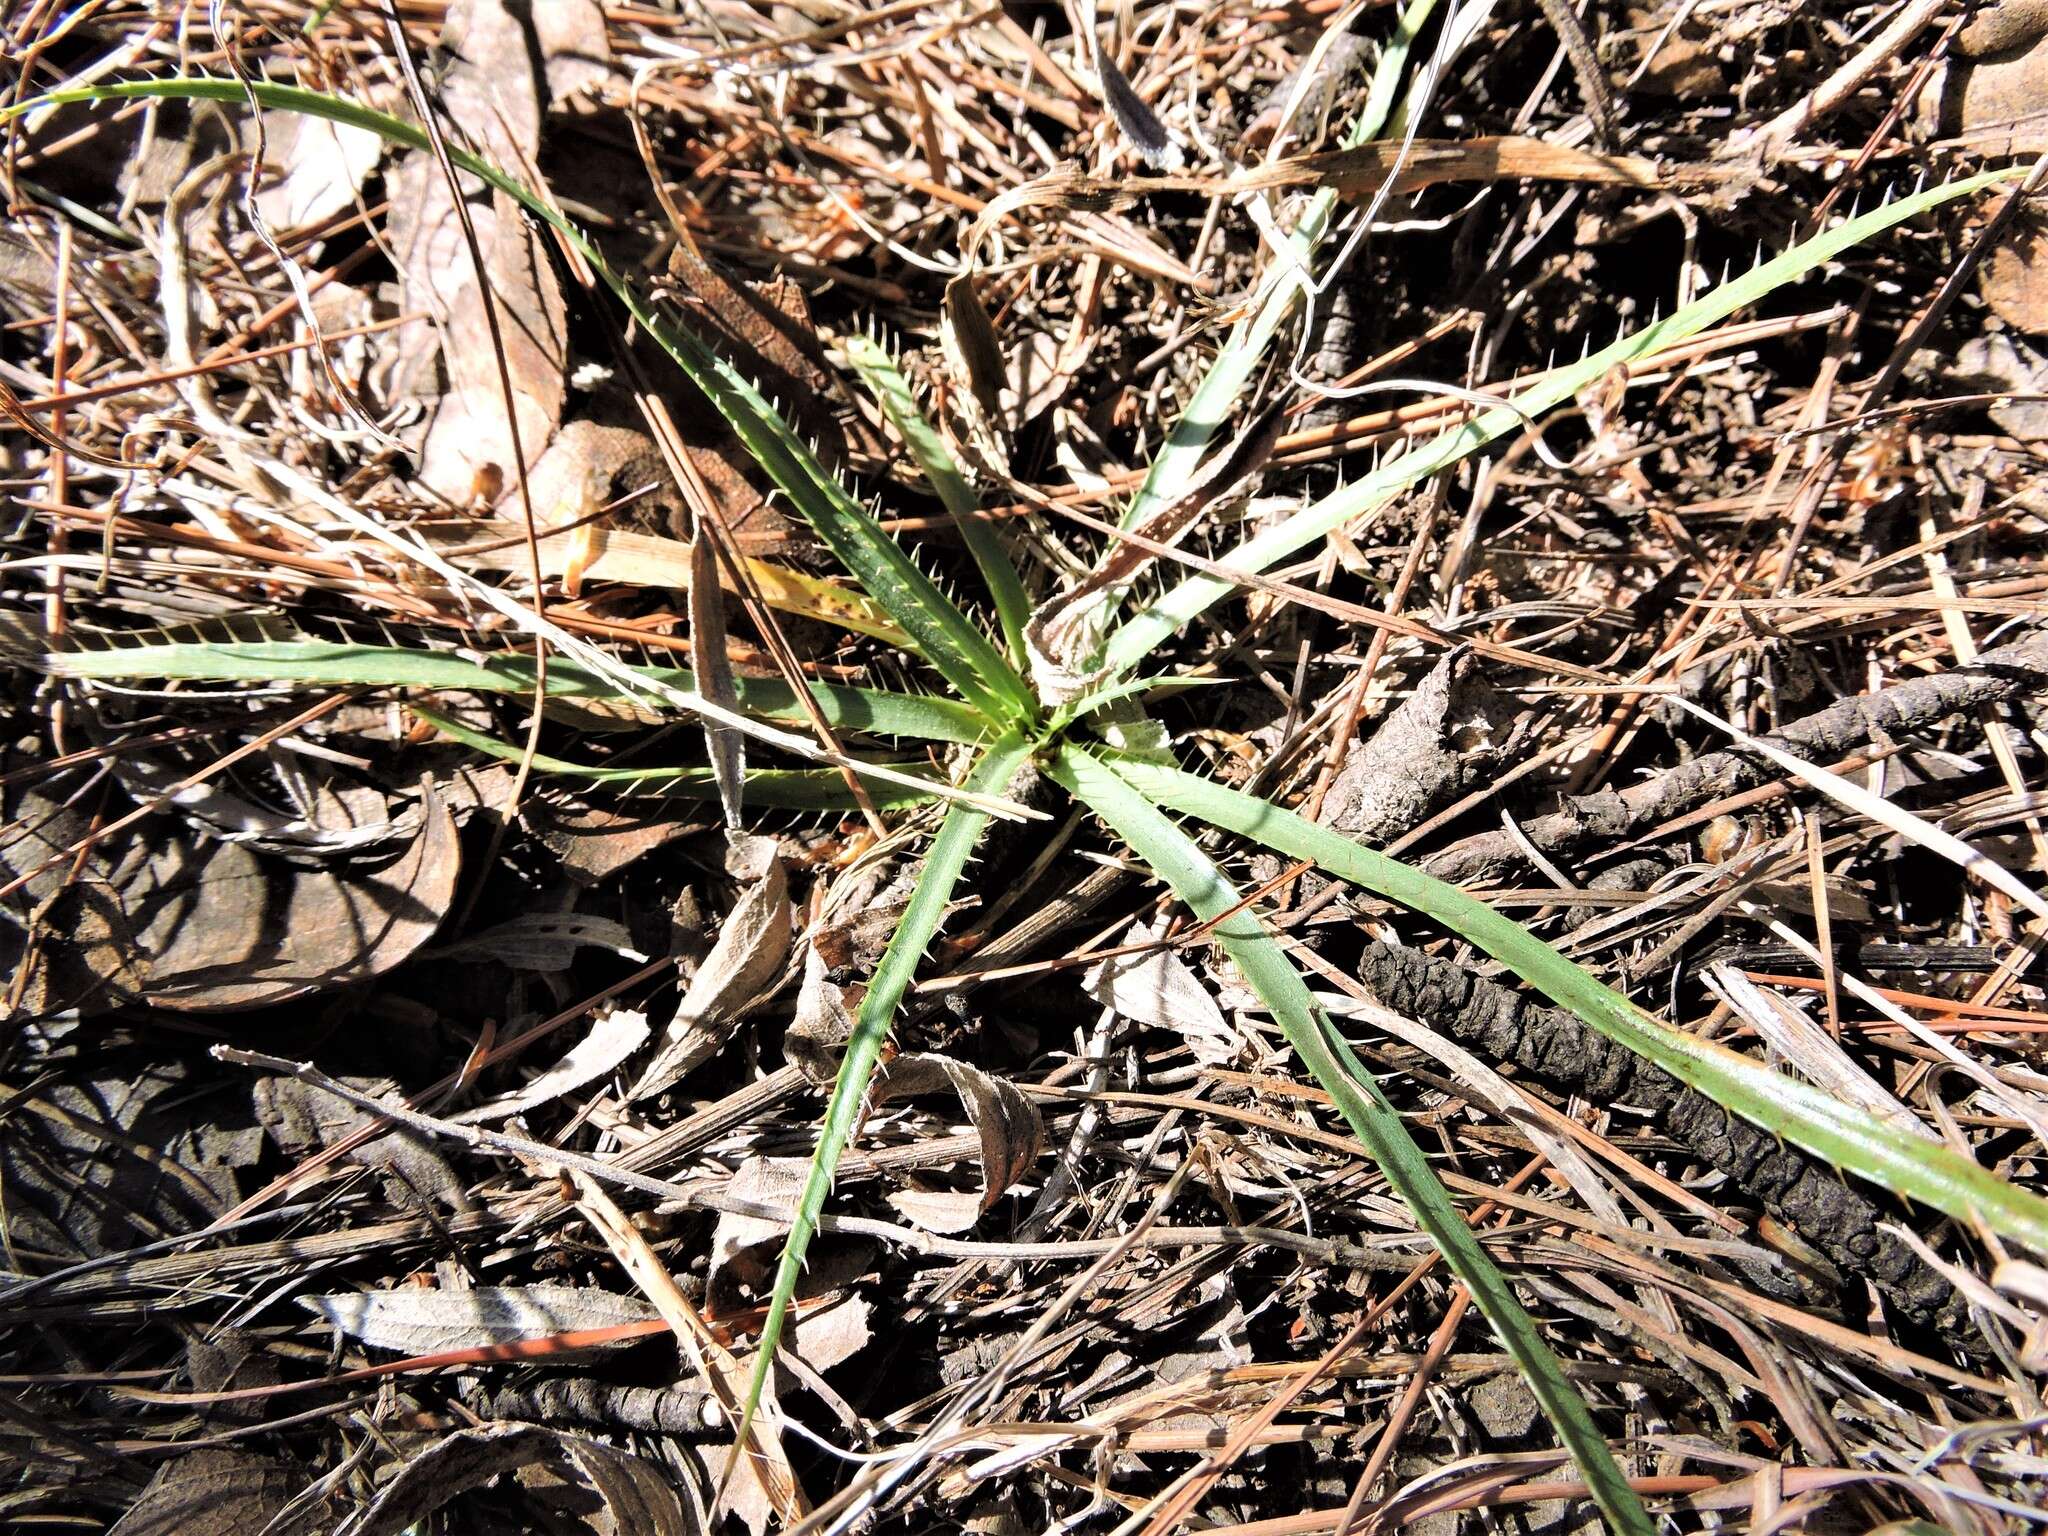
xmin=1116 ymin=0 xmax=1439 ymax=541
xmin=1048 ymin=743 xmax=1652 ymax=1536
xmin=412 ymin=704 xmax=937 ymax=809
xmin=40 ymin=638 xmax=989 ymax=743
xmin=28 ymin=78 xmax=1037 ymax=727
xmin=731 ymin=733 xmax=1036 ymax=1455
xmin=1118 ymin=757 xmax=2048 ymax=1253
xmin=1095 ymin=167 xmax=2020 ymax=680
xmin=842 ymin=333 xmax=1032 ymax=664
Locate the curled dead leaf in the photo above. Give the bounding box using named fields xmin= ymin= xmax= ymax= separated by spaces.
xmin=786 ymin=946 xmax=855 ymax=1086
xmin=632 ymin=854 xmax=791 ymax=1099
xmin=2 ymin=777 xmax=460 ymax=1015
xmin=1082 ymin=916 xmax=1239 ymax=1067
xmin=335 ymin=1423 xmax=695 ymax=1536
xmin=873 ymin=1053 xmax=1042 ymax=1233
xmin=109 ymin=1449 xmax=332 ymax=1536
xmin=457 ymin=1007 xmax=652 ymax=1123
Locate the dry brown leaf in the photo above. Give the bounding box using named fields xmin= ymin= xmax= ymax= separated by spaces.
xmin=383 ymin=0 xmax=564 ymax=499
xmin=534 ymin=0 xmax=613 ymax=103
xmin=1621 ymin=4 xmax=1726 ymax=98
xmin=456 ymin=1007 xmax=652 ymax=1123
xmin=1954 ymin=331 xmax=2048 ymax=441
xmin=109 ymin=1449 xmax=330 ymax=1536
xmin=558 ymin=1438 xmax=700 ymax=1536
xmin=254 ymin=108 xmax=385 ymax=231
xmin=1982 ymin=211 xmax=2048 ymax=334
xmin=1082 ymin=916 xmax=1238 ymax=1067
xmin=786 ymin=945 xmax=856 ymax=1086
xmin=941 ymin=272 xmax=1013 ymax=465
xmin=873 ymin=1053 xmax=1042 ymax=1233
xmin=2 ymin=780 xmax=460 ymax=1014
xmin=145 ymin=786 xmax=460 ymax=1011
xmin=335 ymin=1424 xmax=690 ymax=1536
xmin=709 ymin=1156 xmax=809 ymax=1296
xmin=301 ymin=1285 xmax=657 ymax=1355
xmin=663 ymin=243 xmax=852 ymax=457
xmin=632 ymin=853 xmax=791 ymax=1099
xmin=529 ymin=799 xmax=708 ymax=885
xmin=1926 ymin=11 xmax=2048 ymax=155
xmin=0 ymin=1055 xmax=251 ymax=1260
xmin=254 ymin=1074 xmax=473 ymax=1214
xmin=789 ymin=1291 xmax=874 ymax=1373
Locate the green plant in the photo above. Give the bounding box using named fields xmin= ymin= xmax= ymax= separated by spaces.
xmin=17 ymin=70 xmax=2039 ymax=1536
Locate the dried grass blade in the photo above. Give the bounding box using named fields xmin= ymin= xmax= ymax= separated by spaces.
xmin=570 ymin=1172 xmax=809 ymax=1526
xmin=1671 ymin=695 xmax=2048 ymax=924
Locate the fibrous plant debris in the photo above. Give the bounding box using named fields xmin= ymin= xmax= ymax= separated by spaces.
xmin=4 ymin=2 xmax=2048 ymax=1534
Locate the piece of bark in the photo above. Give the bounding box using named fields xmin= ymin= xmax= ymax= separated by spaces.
xmin=1349 ymin=940 xmax=1968 ymax=1339
xmin=1425 ymin=627 xmax=2048 ymax=884
xmin=483 ymin=1379 xmax=718 ymax=1436
xmin=1324 ymin=654 xmax=1517 ymax=846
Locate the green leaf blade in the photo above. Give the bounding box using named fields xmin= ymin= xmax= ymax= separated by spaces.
xmin=40 ymin=77 xmax=1036 ymax=728
xmin=411 ymin=704 xmax=938 ymax=809
xmin=1097 ymin=167 xmax=2023 ymax=679
xmin=733 ymin=732 xmax=1035 ymax=1446
xmin=843 ymin=334 xmax=1032 ymax=665
xmin=1119 ymin=757 xmax=2048 ymax=1255
xmin=43 ymin=638 xmax=990 ymax=743
xmin=1049 ymin=742 xmax=1653 ymax=1536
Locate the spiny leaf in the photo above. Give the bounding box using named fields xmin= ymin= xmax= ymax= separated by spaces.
xmin=1048 ymin=742 xmax=1653 ymax=1536
xmin=1107 ymin=0 xmax=1442 ymax=547
xmin=413 ymin=704 xmax=939 ymax=810
xmin=842 ymin=333 xmax=1031 ymax=664
xmin=31 ymin=77 xmax=1037 ymax=728
xmin=1094 ymin=165 xmax=2023 ymax=681
xmin=1117 ymin=756 xmax=2048 ymax=1254
xmin=728 ymin=732 xmax=1036 ymax=1468
xmin=39 ymin=637 xmax=990 ymax=743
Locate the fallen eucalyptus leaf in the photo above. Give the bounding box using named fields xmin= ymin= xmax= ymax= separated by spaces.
xmin=785 ymin=946 xmax=855 ymax=1086
xmin=301 ymin=1284 xmax=655 ymax=1355
xmin=1082 ymin=915 xmax=1237 ymax=1065
xmin=384 ymin=0 xmax=563 ymax=499
xmin=873 ymin=1052 xmax=1041 ymax=1232
xmin=456 ymin=1007 xmax=652 ymax=1123
xmin=336 ymin=1423 xmax=687 ymax=1536
xmin=428 ymin=911 xmax=646 ymax=970
xmin=109 ymin=1449 xmax=331 ymax=1536
xmin=632 ymin=856 xmax=791 ymax=1099
xmin=2 ymin=777 xmax=460 ymax=1013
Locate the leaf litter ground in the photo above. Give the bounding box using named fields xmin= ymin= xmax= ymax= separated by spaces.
xmin=3 ymin=3 xmax=2048 ymax=1534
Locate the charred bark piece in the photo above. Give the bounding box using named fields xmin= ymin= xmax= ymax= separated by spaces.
xmin=1425 ymin=627 xmax=2048 ymax=885
xmin=1350 ymin=939 xmax=1971 ymax=1341
xmin=1325 ymin=654 xmax=1518 ymax=847
xmin=482 ymin=1378 xmax=717 ymax=1436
